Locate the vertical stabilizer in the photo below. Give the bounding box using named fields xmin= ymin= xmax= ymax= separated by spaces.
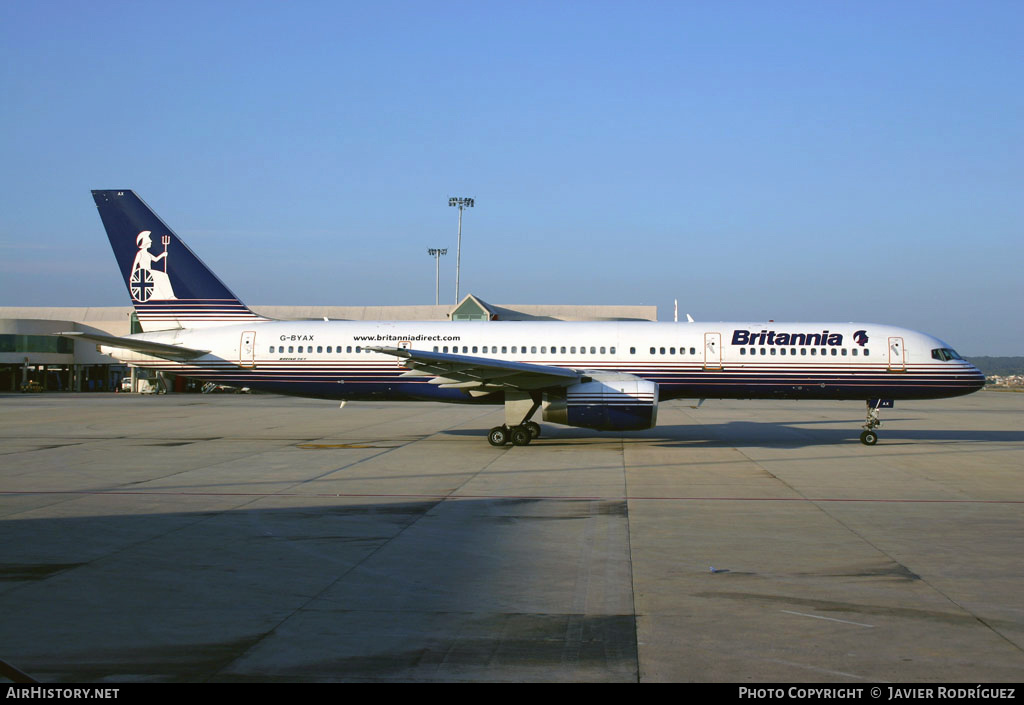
xmin=92 ymin=190 xmax=267 ymax=331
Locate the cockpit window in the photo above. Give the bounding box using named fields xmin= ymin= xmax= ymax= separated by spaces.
xmin=931 ymin=348 xmax=963 ymax=361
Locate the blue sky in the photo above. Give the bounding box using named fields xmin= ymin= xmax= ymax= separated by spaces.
xmin=1 ymin=1 xmax=1021 ymax=354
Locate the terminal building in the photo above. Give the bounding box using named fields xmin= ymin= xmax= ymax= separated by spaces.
xmin=0 ymin=297 xmax=657 ymax=393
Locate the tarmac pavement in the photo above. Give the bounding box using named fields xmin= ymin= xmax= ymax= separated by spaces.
xmin=1 ymin=391 xmax=1021 ymax=682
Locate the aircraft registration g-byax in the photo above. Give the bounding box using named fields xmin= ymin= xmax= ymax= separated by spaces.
xmin=62 ymin=190 xmax=985 ymax=447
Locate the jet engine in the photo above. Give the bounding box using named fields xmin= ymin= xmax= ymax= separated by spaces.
xmin=543 ymin=373 xmax=659 ymax=431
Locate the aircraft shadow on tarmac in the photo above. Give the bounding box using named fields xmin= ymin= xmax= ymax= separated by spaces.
xmin=0 ymin=496 xmax=639 ymax=683
xmin=440 ymin=421 xmax=1024 ymax=447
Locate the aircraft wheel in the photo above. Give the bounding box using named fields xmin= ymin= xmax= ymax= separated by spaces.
xmin=860 ymin=430 xmax=878 ymax=446
xmin=525 ymin=421 xmax=541 ymax=439
xmin=510 ymin=427 xmax=532 ymax=446
xmin=488 ymin=426 xmax=510 ymax=446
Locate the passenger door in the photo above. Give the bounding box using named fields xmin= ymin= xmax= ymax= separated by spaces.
xmin=887 ymin=336 xmax=905 ymax=372
xmin=704 ymin=332 xmax=723 ymax=370
xmin=240 ymin=331 xmax=256 ymax=367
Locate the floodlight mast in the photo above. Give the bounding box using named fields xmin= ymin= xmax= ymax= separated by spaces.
xmin=427 ymin=248 xmax=447 ymax=305
xmin=448 ymin=196 xmax=474 ymax=303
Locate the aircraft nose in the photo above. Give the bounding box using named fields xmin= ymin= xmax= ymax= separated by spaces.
xmin=968 ymin=364 xmax=986 ymax=390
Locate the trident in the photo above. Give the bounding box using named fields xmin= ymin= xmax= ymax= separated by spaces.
xmin=161 ymin=235 xmax=171 ymax=272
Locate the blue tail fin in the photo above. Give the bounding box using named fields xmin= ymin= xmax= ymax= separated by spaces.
xmin=93 ymin=190 xmax=267 ymax=331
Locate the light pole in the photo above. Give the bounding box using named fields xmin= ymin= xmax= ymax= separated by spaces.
xmin=427 ymin=248 xmax=447 ymax=305
xmin=448 ymin=196 xmax=474 ymax=302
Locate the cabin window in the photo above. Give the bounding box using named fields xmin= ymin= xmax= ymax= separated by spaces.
xmin=791 ymin=348 xmax=796 ymax=355
xmin=288 ymin=346 xmax=294 ymax=353
xmin=560 ymin=347 xmax=566 ymax=354
xmin=659 ymin=347 xmax=665 ymax=355
xmin=326 ymin=346 xmax=332 ymax=353
xmin=852 ymin=348 xmax=858 ymax=356
xmin=760 ymin=348 xmax=766 ymax=355
xmin=269 ymin=346 xmax=275 ymax=353
xmin=669 ymin=347 xmax=675 ymax=355
xmin=831 ymin=348 xmax=838 ymax=356
xmin=842 ymin=348 xmax=848 ymax=356
xmin=610 ymin=347 xmax=616 ymax=354
xmin=780 ymin=348 xmax=786 ymax=355
xmin=317 ymin=346 xmax=323 ymax=353
xmin=630 ymin=347 xmax=636 ymax=355
xmin=650 ymin=347 xmax=655 ymax=355
xmin=811 ymin=348 xmax=816 ymax=355
xmin=540 ymin=346 xmax=546 ymax=354
xmin=531 ymin=346 xmax=537 ymax=354
xmin=770 ymin=348 xmax=777 ymax=356
xmin=471 ymin=346 xmax=477 ymax=353
xmin=740 ymin=348 xmax=746 ymax=355
xmin=600 ymin=346 xmax=606 ymax=354
xmin=864 ymin=349 xmax=870 ymax=356
xmin=801 ymin=348 xmax=807 ymax=355
xmin=433 ymin=346 xmax=438 ymax=352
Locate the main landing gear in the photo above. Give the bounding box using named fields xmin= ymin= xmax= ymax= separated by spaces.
xmin=488 ymin=421 xmax=541 ymax=447
xmin=489 ymin=391 xmax=543 ymax=446
xmin=860 ymin=400 xmax=885 ymax=446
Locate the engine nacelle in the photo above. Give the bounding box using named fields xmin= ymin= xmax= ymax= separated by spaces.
xmin=543 ymin=373 xmax=659 ymax=431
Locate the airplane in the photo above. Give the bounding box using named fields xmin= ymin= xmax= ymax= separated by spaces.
xmin=60 ymin=190 xmax=986 ymax=447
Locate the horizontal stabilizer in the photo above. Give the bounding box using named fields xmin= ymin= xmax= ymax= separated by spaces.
xmin=55 ymin=332 xmax=209 ymax=361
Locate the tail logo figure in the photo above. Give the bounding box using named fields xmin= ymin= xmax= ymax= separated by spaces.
xmin=130 ymin=230 xmax=176 ymax=301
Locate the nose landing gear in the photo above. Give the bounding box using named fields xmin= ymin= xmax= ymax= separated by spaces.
xmin=860 ymin=399 xmax=889 ymax=445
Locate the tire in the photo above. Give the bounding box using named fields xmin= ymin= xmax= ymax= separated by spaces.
xmin=860 ymin=430 xmax=878 ymax=446
xmin=510 ymin=427 xmax=532 ymax=446
xmin=525 ymin=421 xmax=541 ymax=439
xmin=488 ymin=426 xmax=510 ymax=446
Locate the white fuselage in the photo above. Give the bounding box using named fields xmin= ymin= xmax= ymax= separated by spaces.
xmin=106 ymin=319 xmax=984 ymax=403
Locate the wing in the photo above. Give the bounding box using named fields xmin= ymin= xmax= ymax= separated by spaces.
xmin=369 ymin=346 xmax=582 ymax=395
xmin=55 ymin=331 xmax=209 ymax=362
